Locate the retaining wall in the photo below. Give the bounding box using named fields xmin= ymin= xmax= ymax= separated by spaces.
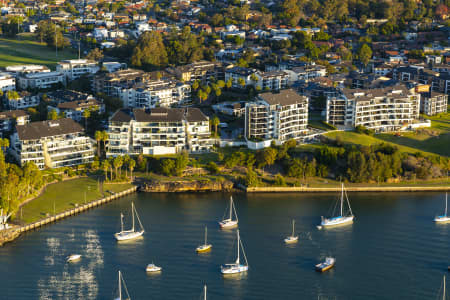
xmin=246 ymin=186 xmax=450 ymax=193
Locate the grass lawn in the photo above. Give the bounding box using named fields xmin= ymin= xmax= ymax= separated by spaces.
xmin=19 ymin=177 xmax=133 ymax=224
xmin=0 ymin=34 xmax=76 ymax=69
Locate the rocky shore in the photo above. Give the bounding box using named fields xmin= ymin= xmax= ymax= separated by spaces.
xmin=0 ymin=227 xmax=20 ymax=246
xmin=140 ymin=179 xmax=234 ymax=192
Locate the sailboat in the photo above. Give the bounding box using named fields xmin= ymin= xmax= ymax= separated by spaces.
xmin=196 ymin=226 xmax=212 ymax=253
xmin=284 ymin=219 xmax=299 ymax=244
xmin=219 ymin=196 xmax=238 ymax=229
xmin=221 ymin=229 xmax=248 ymax=274
xmin=114 ymin=270 xmax=131 ymax=300
xmin=203 ymin=285 xmax=207 ymax=300
xmin=114 ymin=202 xmax=145 ymax=241
xmin=320 ymin=183 xmax=354 ymax=227
xmin=434 ymin=193 xmax=450 ymax=223
xmin=439 ymin=275 xmax=446 ymax=300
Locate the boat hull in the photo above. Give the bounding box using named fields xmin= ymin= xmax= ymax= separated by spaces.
xmin=146 ymin=267 xmax=162 ymax=273
xmin=219 ymin=219 xmax=238 ymax=229
xmin=434 ymin=216 xmax=450 ymax=223
xmin=221 ymin=264 xmax=248 ymax=274
xmin=321 ymin=216 xmax=354 ymax=227
xmin=67 ymin=255 xmax=81 ymax=262
xmin=196 ymin=244 xmax=212 ymax=253
xmin=315 ymin=263 xmax=335 ymax=272
xmin=284 ymin=236 xmax=299 ymax=244
xmin=115 ymin=230 xmax=144 ymax=241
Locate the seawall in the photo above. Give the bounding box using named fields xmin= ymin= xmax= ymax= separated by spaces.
xmin=0 ymin=186 xmax=138 ymax=247
xmin=246 ymin=186 xmax=450 ymax=193
xmin=140 ymin=179 xmax=234 ymax=192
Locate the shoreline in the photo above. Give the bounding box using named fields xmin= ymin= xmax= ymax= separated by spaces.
xmin=246 ymin=185 xmax=450 ymax=193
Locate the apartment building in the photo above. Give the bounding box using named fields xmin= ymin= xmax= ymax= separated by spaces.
xmin=166 ymin=61 xmax=224 ymax=82
xmin=244 ymin=89 xmax=309 ymax=146
xmin=10 ymin=118 xmax=94 ymax=169
xmin=49 ymin=98 xmax=105 ymax=122
xmin=0 ymin=72 xmax=16 ymax=92
xmin=93 ymin=69 xmax=151 ymax=97
xmin=107 ymin=107 xmax=213 ymax=156
xmin=225 ymin=67 xmax=257 ymax=88
xmin=117 ymin=80 xmax=191 ymax=109
xmin=4 ymin=91 xmax=40 ymax=109
xmin=255 ymin=71 xmax=289 ymax=91
xmin=0 ymin=110 xmax=29 ymax=136
xmin=5 ymin=65 xmax=50 ymax=76
xmin=18 ymin=71 xmax=65 ymax=90
xmin=326 ymin=84 xmax=421 ymax=132
xmin=420 ymin=91 xmax=448 ymax=116
xmin=56 ymin=59 xmax=99 ymax=81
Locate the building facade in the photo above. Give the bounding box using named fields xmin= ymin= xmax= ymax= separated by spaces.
xmin=420 ymin=92 xmax=448 ymax=116
xmin=244 ymin=89 xmax=309 ymax=145
xmin=18 ymin=71 xmax=65 ymax=90
xmin=0 ymin=72 xmax=16 ymax=92
xmin=56 ymin=59 xmax=100 ymax=81
xmin=107 ymin=108 xmax=213 ymax=156
xmin=93 ymin=69 xmax=151 ymax=97
xmin=0 ymin=110 xmax=29 ymax=136
xmin=4 ymin=91 xmax=40 ymax=109
xmin=326 ymin=85 xmax=421 ymax=132
xmin=10 ymin=118 xmax=94 ymax=169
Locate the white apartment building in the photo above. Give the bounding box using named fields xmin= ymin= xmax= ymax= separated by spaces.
xmin=107 ymin=108 xmax=214 ymax=156
xmin=420 ymin=92 xmax=448 ymax=116
xmin=0 ymin=72 xmax=16 ymax=92
xmin=5 ymin=65 xmax=50 ymax=76
xmin=326 ymin=84 xmax=421 ymax=132
xmin=10 ymin=118 xmax=95 ymax=169
xmin=116 ymin=80 xmax=191 ymax=109
xmin=56 ymin=59 xmax=100 ymax=81
xmin=18 ymin=71 xmax=65 ymax=90
xmin=255 ymin=71 xmax=289 ymax=91
xmin=244 ymin=89 xmax=309 ymax=147
xmin=4 ymin=91 xmax=40 ymax=109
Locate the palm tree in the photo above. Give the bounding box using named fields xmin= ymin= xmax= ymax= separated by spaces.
xmin=113 ymin=156 xmax=123 ymax=180
xmin=95 ymin=131 xmax=102 ymax=157
xmin=211 ymin=116 xmax=220 ymax=136
xmin=1 ymin=138 xmax=9 ymax=154
xmin=101 ymin=131 xmax=109 ymax=158
xmin=101 ymin=160 xmax=110 ymax=181
xmin=82 ymin=108 xmax=91 ymax=130
xmin=129 ymin=159 xmax=136 ymax=181
xmin=123 ymin=155 xmax=130 ymax=178
xmin=108 ymin=157 xmax=115 ymax=180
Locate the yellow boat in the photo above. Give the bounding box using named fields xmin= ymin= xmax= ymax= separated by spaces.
xmin=315 ymin=257 xmax=335 ymax=272
xmin=196 ymin=226 xmax=212 ymax=253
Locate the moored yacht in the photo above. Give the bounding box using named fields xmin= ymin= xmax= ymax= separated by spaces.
xmin=196 ymin=226 xmax=212 ymax=253
xmin=434 ymin=193 xmax=450 ymax=223
xmin=67 ymin=254 xmax=81 ymax=262
xmin=321 ymin=184 xmax=354 ymax=227
xmin=284 ymin=219 xmax=299 ymax=244
xmin=146 ymin=263 xmax=162 ymax=273
xmin=114 ymin=202 xmax=145 ymax=241
xmin=221 ymin=229 xmax=248 ymax=275
xmin=114 ymin=270 xmax=131 ymax=300
xmin=219 ymin=196 xmax=238 ymax=229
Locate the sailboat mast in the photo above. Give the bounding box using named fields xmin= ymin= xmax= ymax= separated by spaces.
xmin=446 ymin=193 xmax=448 ymax=217
xmin=340 ymin=183 xmax=344 ymax=217
xmin=292 ymin=220 xmax=295 ymax=236
xmin=120 ymin=213 xmax=124 ymax=232
xmin=205 ymin=226 xmax=207 ymax=244
xmin=204 ymin=284 xmax=207 ymax=300
xmin=132 ymin=203 xmax=135 ymax=231
xmin=230 ymin=197 xmax=233 ymax=220
xmin=444 ymin=275 xmax=446 ymax=300
xmin=118 ymin=271 xmax=122 ymax=300
xmin=236 ymin=229 xmax=240 ymax=265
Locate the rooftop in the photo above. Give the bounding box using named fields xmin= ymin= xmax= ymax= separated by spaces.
xmin=16 ymin=118 xmax=84 ymax=141
xmin=259 ymin=89 xmax=308 ymax=106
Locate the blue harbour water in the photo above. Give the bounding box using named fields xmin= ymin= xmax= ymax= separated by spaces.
xmin=0 ymin=192 xmax=449 ymax=299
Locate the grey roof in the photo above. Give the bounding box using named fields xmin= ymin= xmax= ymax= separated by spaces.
xmin=259 ymin=89 xmax=307 ymax=106
xmin=133 ymin=107 xmax=184 ymax=122
xmin=57 ymin=99 xmax=102 ymax=110
xmin=185 ymin=108 xmax=208 ymax=122
xmin=342 ymin=84 xmax=412 ymax=102
xmin=16 ymin=118 xmax=84 ymax=141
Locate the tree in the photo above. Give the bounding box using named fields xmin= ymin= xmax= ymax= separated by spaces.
xmin=101 ymin=131 xmax=109 ymax=157
xmin=48 ymin=109 xmax=58 ymax=120
xmin=262 ymin=147 xmax=277 ymax=167
xmin=226 ymin=78 xmax=233 ymax=89
xmin=113 ymin=156 xmax=123 ymax=179
xmin=128 ymin=159 xmax=136 ymax=180
xmin=238 ymin=78 xmax=246 ymax=88
xmin=86 ymin=48 xmax=104 ymax=61
xmin=82 ymin=109 xmax=91 ymax=130
xmin=131 ymin=31 xmax=168 ymax=70
xmin=280 ymin=0 xmax=301 ymax=27
xmin=101 ymin=160 xmax=110 ymax=181
xmin=211 ymin=116 xmax=220 ymax=136
xmin=245 ymin=168 xmax=260 ymax=187
xmin=358 ymin=44 xmax=372 ymax=67
xmin=95 ymin=131 xmax=102 ymax=157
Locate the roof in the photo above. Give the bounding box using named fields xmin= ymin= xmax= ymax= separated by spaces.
xmin=110 ymin=109 xmax=133 ymax=122
xmin=57 ymin=99 xmax=102 ymax=110
xmin=0 ymin=110 xmax=28 ymax=120
xmin=342 ymin=84 xmax=412 ymax=102
xmin=259 ymin=89 xmax=307 ymax=106
xmin=133 ymin=107 xmax=184 ymax=122
xmin=16 ymin=118 xmax=84 ymax=141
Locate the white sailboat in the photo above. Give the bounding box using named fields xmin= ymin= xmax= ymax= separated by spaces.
xmin=284 ymin=219 xmax=299 ymax=244
xmin=196 ymin=226 xmax=212 ymax=253
xmin=320 ymin=183 xmax=354 ymax=227
xmin=146 ymin=262 xmax=162 ymax=273
xmin=219 ymin=196 xmax=238 ymax=229
xmin=434 ymin=193 xmax=450 ymax=223
xmin=221 ymin=229 xmax=248 ymax=274
xmin=114 ymin=270 xmax=131 ymax=300
xmin=114 ymin=202 xmax=144 ymax=241
xmin=203 ymin=284 xmax=207 ymax=300
xmin=439 ymin=275 xmax=446 ymax=300
xmin=67 ymin=254 xmax=81 ymax=262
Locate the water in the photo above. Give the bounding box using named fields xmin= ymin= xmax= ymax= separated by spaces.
xmin=0 ymin=192 xmax=449 ymax=299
